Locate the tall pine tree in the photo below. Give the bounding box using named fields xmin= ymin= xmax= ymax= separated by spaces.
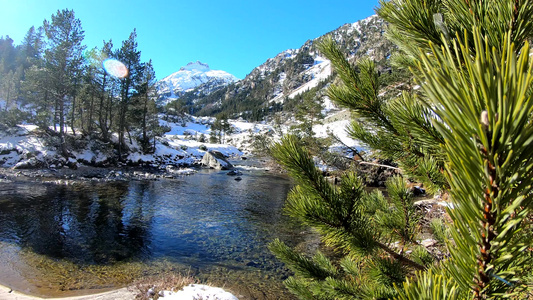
xmin=115 ymin=29 xmax=142 ymax=160
xmin=97 ymin=39 xmax=115 ymax=141
xmin=134 ymin=59 xmax=159 ymax=153
xmin=42 ymin=9 xmax=85 ymax=156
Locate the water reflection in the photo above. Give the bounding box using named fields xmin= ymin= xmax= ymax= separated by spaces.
xmin=0 ymin=168 xmax=302 ymax=298
xmin=0 ymin=181 xmax=154 ymax=264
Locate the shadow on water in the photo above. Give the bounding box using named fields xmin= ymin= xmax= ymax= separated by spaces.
xmin=0 ymin=168 xmax=307 ymax=299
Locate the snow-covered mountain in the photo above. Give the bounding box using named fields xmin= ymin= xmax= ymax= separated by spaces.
xmin=157 ymin=61 xmax=239 ymax=106
xmin=170 ymin=15 xmax=395 ymax=119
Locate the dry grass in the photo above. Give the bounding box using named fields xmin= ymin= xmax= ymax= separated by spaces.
xmin=133 ymin=271 xmax=197 ymax=300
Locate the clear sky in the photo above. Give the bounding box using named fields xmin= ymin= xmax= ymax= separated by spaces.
xmin=0 ymin=0 xmax=380 ymax=80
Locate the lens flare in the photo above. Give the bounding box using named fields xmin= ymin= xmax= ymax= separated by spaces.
xmin=103 ymin=59 xmax=128 ymax=78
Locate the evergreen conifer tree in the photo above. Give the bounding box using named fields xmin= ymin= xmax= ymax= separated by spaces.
xmin=95 ymin=39 xmax=114 ymax=142
xmin=115 ymin=29 xmax=142 ymax=159
xmin=271 ymin=0 xmax=533 ymax=299
xmin=42 ymin=9 xmax=85 ymax=156
xmin=18 ymin=26 xmax=44 ymax=72
xmin=135 ymin=59 xmax=159 ymax=153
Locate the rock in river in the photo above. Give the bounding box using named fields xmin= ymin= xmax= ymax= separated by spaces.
xmin=226 ymin=170 xmax=243 ymax=176
xmin=201 ymin=151 xmax=234 ymax=170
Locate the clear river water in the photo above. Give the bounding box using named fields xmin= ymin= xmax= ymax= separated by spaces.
xmin=0 ymin=166 xmax=314 ymax=299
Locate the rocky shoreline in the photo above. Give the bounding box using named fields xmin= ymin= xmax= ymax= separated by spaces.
xmin=0 ymin=165 xmax=200 ymax=185
xmin=0 ymin=151 xmax=277 ymax=185
xmin=0 ymin=284 xmax=136 ymax=300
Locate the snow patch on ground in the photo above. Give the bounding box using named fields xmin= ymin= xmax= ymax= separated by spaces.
xmin=321 ymin=96 xmax=336 ymax=115
xmin=313 ymin=119 xmax=360 ymax=149
xmin=0 ymin=125 xmax=59 ymax=167
xmin=161 ymin=284 xmax=238 ymax=300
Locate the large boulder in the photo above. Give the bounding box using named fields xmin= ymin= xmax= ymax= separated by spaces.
xmin=201 ymin=151 xmax=234 ymax=170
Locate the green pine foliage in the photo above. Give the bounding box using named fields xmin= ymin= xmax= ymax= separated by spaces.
xmin=429 ymin=218 xmax=448 ymax=245
xmin=269 ymin=135 xmax=430 ymax=299
xmin=318 ymin=37 xmax=447 ymax=194
xmin=407 ymin=29 xmax=533 ymax=299
xmin=271 ymin=1 xmax=533 ymax=299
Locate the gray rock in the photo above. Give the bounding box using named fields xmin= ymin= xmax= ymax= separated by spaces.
xmin=201 ymin=151 xmax=234 ymax=170
xmin=420 ymin=239 xmax=437 ymax=247
xmin=13 ymin=158 xmax=44 ymax=169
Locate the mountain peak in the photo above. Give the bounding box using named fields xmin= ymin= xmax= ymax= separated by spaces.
xmin=180 ymin=61 xmax=210 ymax=72
xmin=157 ymin=61 xmax=239 ymax=105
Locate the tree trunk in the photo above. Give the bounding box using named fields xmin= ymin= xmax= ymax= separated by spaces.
xmin=142 ymin=94 xmax=148 ymax=152
xmin=70 ymin=91 xmax=76 ymax=136
xmin=43 ymin=90 xmax=49 ymax=128
xmin=79 ymin=97 xmax=85 ymax=135
xmin=88 ymin=93 xmax=94 ymax=134
xmin=99 ymin=73 xmax=108 ymax=141
xmin=118 ymin=109 xmax=125 ymax=160
xmin=54 ymin=97 xmax=59 ymax=132
xmin=59 ymin=94 xmax=68 ymax=157
xmin=106 ymin=93 xmax=113 ymax=137
xmin=5 ymin=81 xmax=10 ymax=112
xmin=127 ymin=125 xmax=133 ymax=144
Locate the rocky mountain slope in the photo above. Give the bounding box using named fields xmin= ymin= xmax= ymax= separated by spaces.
xmin=157 ymin=15 xmax=395 ymax=120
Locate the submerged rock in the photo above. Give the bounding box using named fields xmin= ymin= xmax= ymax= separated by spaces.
xmin=201 ymin=151 xmax=234 ymax=170
xmin=226 ymin=170 xmax=243 ymax=176
xmin=166 ymin=165 xmax=197 ymax=176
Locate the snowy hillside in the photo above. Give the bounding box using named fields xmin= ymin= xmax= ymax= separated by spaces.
xmin=157 ymin=61 xmax=239 ymax=106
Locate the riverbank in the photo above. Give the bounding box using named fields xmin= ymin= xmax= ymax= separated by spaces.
xmin=0 ymin=165 xmax=198 ymax=183
xmin=0 ymin=284 xmax=136 ymax=300
xmin=0 ymin=283 xmax=240 ymax=300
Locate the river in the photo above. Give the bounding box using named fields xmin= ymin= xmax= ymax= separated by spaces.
xmin=0 ymin=165 xmax=315 ymax=299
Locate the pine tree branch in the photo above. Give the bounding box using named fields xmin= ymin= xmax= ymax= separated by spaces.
xmin=330 ymin=133 xmax=365 ymax=161
xmin=376 ymin=241 xmax=425 ymax=271
xmin=357 ymin=161 xmax=402 ymax=171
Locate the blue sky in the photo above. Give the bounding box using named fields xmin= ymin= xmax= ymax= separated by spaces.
xmin=0 ymin=0 xmax=380 ymax=80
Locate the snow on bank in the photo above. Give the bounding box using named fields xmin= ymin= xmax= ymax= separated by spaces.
xmin=0 ymin=116 xmax=256 ymax=169
xmin=311 ymin=118 xmax=365 ymax=172
xmin=0 ymin=125 xmax=58 ymax=168
xmin=160 ymin=284 xmax=238 ymax=300
xmin=1 ymin=111 xmax=359 ymax=171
